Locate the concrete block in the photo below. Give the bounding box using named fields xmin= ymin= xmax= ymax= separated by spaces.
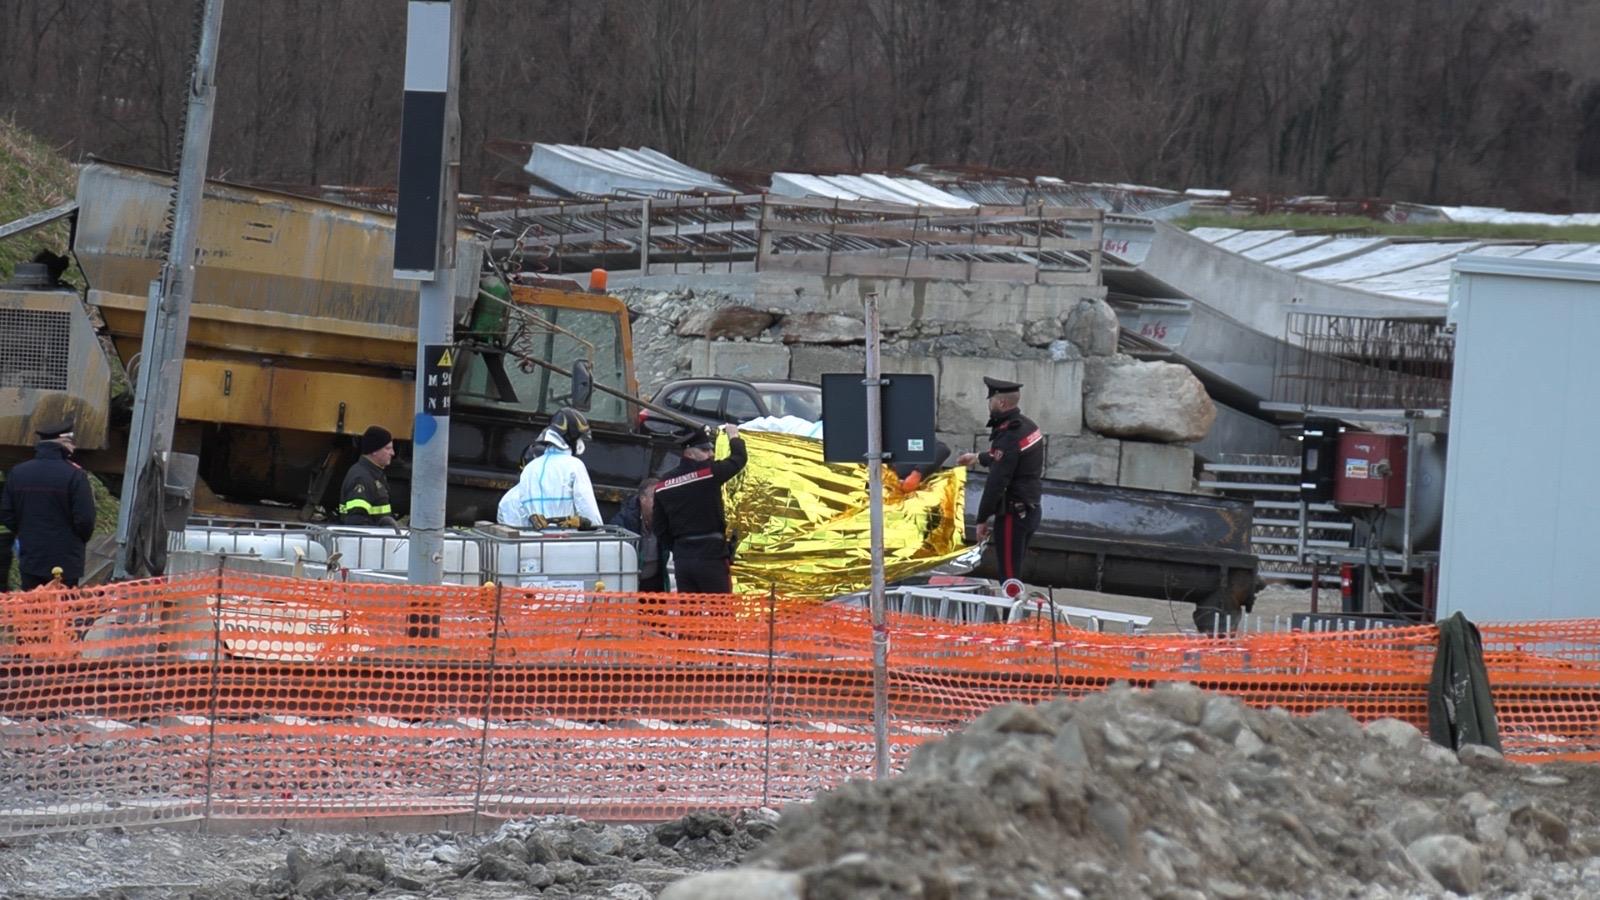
xmin=686 ymin=339 xmax=791 ymax=381
xmin=1118 ymin=441 xmax=1195 ymax=493
xmin=881 ymin=353 xmax=940 ymax=374
xmin=1044 ymin=433 xmax=1121 ymax=484
xmin=936 ymin=356 xmax=1082 ymax=437
xmin=788 ymin=344 xmax=864 ymax=384
xmin=755 ymin=273 xmax=1107 ymax=337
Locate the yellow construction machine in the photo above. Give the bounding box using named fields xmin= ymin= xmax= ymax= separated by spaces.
xmin=0 ymin=162 xmax=666 ymax=528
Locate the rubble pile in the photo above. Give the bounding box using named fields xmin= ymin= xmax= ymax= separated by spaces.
xmin=6 ymin=685 xmax=1599 ymax=898
xmin=0 ymin=812 xmax=777 ymax=899
xmin=672 ymin=683 xmax=1600 ymax=899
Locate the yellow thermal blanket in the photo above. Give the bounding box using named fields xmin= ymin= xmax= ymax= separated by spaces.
xmin=716 ymin=430 xmax=968 ymax=598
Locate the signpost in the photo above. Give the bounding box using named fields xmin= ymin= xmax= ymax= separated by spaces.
xmin=394 ymin=0 xmax=463 ymax=585
xmin=820 ymin=292 xmax=936 ymax=779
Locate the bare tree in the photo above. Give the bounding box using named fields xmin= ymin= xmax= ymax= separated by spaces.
xmin=1 ymin=0 xmax=1598 ymax=209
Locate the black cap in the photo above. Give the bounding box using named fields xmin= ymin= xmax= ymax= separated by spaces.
xmin=680 ymin=427 xmax=715 ymax=451
xmin=36 ymin=418 xmax=75 ymax=440
xmin=358 ymin=424 xmax=393 ymax=455
xmin=983 ymin=376 xmax=1023 ymax=397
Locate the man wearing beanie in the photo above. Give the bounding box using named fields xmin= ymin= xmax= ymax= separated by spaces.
xmin=338 ymin=425 xmax=398 ymax=527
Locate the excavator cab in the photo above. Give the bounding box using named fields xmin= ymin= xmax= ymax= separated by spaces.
xmin=453 ymin=278 xmax=632 ymax=425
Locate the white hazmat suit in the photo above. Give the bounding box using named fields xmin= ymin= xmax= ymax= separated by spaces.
xmin=496 ymin=430 xmax=601 ymax=527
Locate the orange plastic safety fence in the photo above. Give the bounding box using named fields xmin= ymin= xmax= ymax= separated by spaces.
xmin=3 ymin=574 xmax=1600 ymax=835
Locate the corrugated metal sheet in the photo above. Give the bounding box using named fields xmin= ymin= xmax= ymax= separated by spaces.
xmin=768 ymin=172 xmax=973 ymax=208
xmin=1191 ymin=224 xmax=1600 ymax=303
xmin=1213 ymin=229 xmax=1292 ymax=253
xmin=1239 ymin=234 xmax=1332 ymax=261
xmin=1435 ymin=206 xmax=1600 ymax=227
xmin=525 ymin=144 xmax=733 ymax=197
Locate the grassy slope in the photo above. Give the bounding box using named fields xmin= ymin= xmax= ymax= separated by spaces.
xmin=1 ymin=120 xmax=115 ymax=586
xmin=1175 ymin=212 xmax=1600 ymax=244
xmin=0 ymin=117 xmax=79 ymax=280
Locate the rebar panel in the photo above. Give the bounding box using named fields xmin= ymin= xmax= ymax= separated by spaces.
xmin=1273 ymin=313 xmax=1453 ymax=410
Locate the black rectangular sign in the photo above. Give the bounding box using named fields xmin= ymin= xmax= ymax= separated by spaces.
xmin=821 ymin=372 xmax=936 ymax=465
xmin=423 ymin=343 xmax=454 ymax=415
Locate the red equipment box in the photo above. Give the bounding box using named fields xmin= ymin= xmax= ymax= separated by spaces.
xmin=1333 ymin=432 xmax=1407 ymax=508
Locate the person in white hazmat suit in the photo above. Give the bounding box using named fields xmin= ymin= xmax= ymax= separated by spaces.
xmin=496 ymin=407 xmax=603 ymax=528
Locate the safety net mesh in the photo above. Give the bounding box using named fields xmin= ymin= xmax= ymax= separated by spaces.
xmin=2 ymin=573 xmax=1598 ymax=833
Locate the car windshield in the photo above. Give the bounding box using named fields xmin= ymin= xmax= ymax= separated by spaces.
xmin=761 ymin=387 xmax=822 ymax=421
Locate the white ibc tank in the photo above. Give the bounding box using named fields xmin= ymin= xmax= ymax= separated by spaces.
xmin=318 ymin=526 xmax=485 ymax=585
xmin=474 ymin=525 xmax=639 ymax=593
xmin=175 ymin=524 xmax=328 ymax=562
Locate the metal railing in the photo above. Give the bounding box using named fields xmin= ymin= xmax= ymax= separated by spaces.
xmin=1273 ymin=312 xmax=1454 ymax=410
xmin=476 ymin=195 xmax=1106 ymax=285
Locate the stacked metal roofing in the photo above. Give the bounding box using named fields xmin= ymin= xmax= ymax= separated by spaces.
xmin=521 ymin=144 xmax=733 ymax=197
xmin=1188 ymin=227 xmax=1600 ymax=303
xmin=1432 ymin=206 xmax=1600 ymax=227
xmin=768 ymin=172 xmax=973 ymax=208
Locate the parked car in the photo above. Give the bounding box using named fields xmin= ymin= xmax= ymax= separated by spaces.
xmin=637 ymin=378 xmax=823 ymax=436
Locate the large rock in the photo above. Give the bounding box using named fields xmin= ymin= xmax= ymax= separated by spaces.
xmin=1084 ymin=357 xmax=1215 ymax=443
xmin=1063 ymin=297 xmax=1120 ymax=356
xmin=686 ymin=339 xmax=791 ymax=382
xmin=1406 ymin=835 xmax=1482 ymax=894
xmin=677 ymin=305 xmax=777 ymax=339
xmin=779 ymin=312 xmax=865 ymax=344
xmin=1043 ymin=433 xmax=1120 ymax=484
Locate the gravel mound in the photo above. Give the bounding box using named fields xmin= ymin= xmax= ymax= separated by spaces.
xmin=0 ymin=811 xmax=777 ymax=899
xmin=667 ymin=683 xmax=1600 ymax=899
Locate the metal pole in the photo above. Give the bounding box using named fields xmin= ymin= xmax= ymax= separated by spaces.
xmin=864 ymin=292 xmax=890 ymax=780
xmin=396 ymin=0 xmax=463 ymax=584
xmin=762 ymin=583 xmax=777 ymax=808
xmin=471 ymin=581 xmax=504 ymax=835
xmin=639 ymin=198 xmax=651 ymax=276
xmin=409 ymin=273 xmax=454 ymax=584
xmin=114 ymin=0 xmax=226 ymax=579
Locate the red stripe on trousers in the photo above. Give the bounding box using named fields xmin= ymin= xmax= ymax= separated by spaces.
xmin=1002 ymin=513 xmax=1014 ymax=580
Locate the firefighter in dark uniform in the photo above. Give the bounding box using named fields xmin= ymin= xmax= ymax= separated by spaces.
xmin=0 ymin=420 xmax=97 ymax=590
xmin=652 ymin=423 xmax=747 ymax=594
xmin=956 ymin=377 xmax=1045 ymax=587
xmin=337 ymin=425 xmax=398 ymax=527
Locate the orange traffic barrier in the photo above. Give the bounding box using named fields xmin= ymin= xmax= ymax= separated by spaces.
xmin=1 ymin=573 xmax=1597 ymax=833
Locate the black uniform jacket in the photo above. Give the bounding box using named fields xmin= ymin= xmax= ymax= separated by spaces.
xmin=974 ymin=408 xmax=1045 ymax=523
xmin=651 ymin=437 xmax=748 ymax=560
xmin=0 ymin=442 xmax=96 ymax=580
xmin=338 ymin=457 xmax=393 ymax=525
xmin=610 ymin=494 xmax=661 ymax=580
